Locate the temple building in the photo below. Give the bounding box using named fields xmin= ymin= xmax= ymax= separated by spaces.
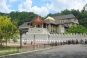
xmin=19 ymin=14 xmax=79 ymax=34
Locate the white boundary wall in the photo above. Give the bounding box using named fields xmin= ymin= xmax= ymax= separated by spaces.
xmin=21 ymin=33 xmax=87 ymax=43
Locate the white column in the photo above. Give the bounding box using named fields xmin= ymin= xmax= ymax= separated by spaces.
xmin=35 ymin=23 xmax=36 ymax=28
xmin=28 ymin=24 xmax=30 ymax=28
xmin=48 ymin=24 xmax=51 ymax=33
xmin=42 ymin=24 xmax=43 ymax=28
xmin=52 ymin=25 xmax=53 ymax=33
xmin=50 ymin=24 xmax=52 ymax=33
xmin=46 ymin=24 xmax=47 ymax=28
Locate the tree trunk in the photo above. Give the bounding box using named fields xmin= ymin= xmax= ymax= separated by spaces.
xmin=6 ymin=39 xmax=7 ymax=46
xmin=20 ymin=34 xmax=22 ymax=48
xmin=1 ymin=40 xmax=2 ymax=45
xmin=0 ymin=39 xmax=3 ymax=45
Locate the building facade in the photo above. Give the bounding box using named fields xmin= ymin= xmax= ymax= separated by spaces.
xmin=19 ymin=14 xmax=79 ymax=34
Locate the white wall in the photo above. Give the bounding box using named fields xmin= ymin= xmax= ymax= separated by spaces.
xmin=21 ymin=33 xmax=87 ymax=43
xmin=28 ymin=28 xmax=49 ymax=34
xmin=48 ymin=24 xmax=51 ymax=33
xmin=58 ymin=25 xmax=65 ymax=33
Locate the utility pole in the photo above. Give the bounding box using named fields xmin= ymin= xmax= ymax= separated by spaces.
xmin=34 ymin=35 xmax=35 ymax=44
xmin=48 ymin=34 xmax=50 ymax=45
xmin=20 ymin=29 xmax=23 ymax=48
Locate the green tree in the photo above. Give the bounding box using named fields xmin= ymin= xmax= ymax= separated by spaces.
xmin=66 ymin=25 xmax=87 ymax=33
xmin=61 ymin=9 xmax=71 ymax=15
xmin=9 ymin=11 xmax=38 ymax=26
xmin=79 ymin=18 xmax=87 ymax=28
xmin=82 ymin=3 xmax=87 ymax=12
xmin=0 ymin=16 xmax=19 ymax=46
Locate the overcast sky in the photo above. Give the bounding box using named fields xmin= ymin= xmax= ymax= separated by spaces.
xmin=0 ymin=0 xmax=87 ymax=17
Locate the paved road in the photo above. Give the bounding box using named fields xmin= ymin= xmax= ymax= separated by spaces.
xmin=1 ymin=44 xmax=87 ymax=58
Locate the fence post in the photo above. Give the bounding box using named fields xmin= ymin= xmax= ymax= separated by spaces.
xmin=38 ymin=45 xmax=39 ymax=49
xmin=44 ymin=44 xmax=45 ymax=48
xmin=17 ymin=46 xmax=19 ymax=53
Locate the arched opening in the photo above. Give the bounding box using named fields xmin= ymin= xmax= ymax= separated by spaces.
xmin=37 ymin=25 xmax=40 ymax=28
xmin=43 ymin=24 xmax=46 ymax=28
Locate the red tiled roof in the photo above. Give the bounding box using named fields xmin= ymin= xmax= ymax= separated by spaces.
xmin=29 ymin=16 xmax=45 ymax=24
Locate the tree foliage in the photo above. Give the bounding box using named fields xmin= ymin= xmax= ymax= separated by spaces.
xmin=0 ymin=16 xmax=19 ymax=45
xmin=0 ymin=11 xmax=38 ymax=26
xmin=66 ymin=25 xmax=87 ymax=33
xmin=9 ymin=11 xmax=38 ymax=26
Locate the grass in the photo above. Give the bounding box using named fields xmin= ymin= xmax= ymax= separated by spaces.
xmin=0 ymin=45 xmax=18 ymax=50
xmin=0 ymin=51 xmax=17 ymax=56
xmin=0 ymin=45 xmax=20 ymax=56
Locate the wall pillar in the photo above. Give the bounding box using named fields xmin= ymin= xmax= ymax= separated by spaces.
xmin=48 ymin=24 xmax=51 ymax=33
xmin=52 ymin=26 xmax=54 ymax=33
xmin=51 ymin=24 xmax=52 ymax=33
xmin=46 ymin=24 xmax=47 ymax=28
xmin=42 ymin=24 xmax=43 ymax=28
xmin=35 ymin=23 xmax=36 ymax=28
